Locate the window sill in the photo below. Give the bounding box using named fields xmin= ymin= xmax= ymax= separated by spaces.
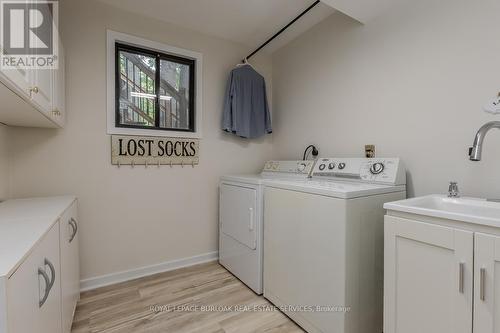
xmin=107 ymin=126 xmax=202 ymax=139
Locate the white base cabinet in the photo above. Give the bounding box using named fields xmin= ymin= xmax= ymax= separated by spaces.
xmin=385 ymin=213 xmax=500 ymax=333
xmin=0 ymin=197 xmax=79 ymax=333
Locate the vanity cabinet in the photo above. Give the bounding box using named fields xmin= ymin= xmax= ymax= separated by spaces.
xmin=0 ymin=197 xmax=79 ymax=333
xmin=385 ymin=214 xmax=500 ymax=333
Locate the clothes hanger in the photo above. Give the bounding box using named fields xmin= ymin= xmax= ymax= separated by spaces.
xmin=235 ymin=57 xmax=255 ymax=70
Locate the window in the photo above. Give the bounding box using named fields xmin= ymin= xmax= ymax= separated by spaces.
xmin=107 ymin=30 xmax=202 ymax=138
xmin=116 ymin=43 xmax=195 ymax=132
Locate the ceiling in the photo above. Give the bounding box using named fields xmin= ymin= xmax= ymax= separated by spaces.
xmin=97 ymin=0 xmax=335 ymax=54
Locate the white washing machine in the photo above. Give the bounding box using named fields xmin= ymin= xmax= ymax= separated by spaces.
xmin=219 ymin=160 xmax=316 ymax=294
xmin=263 ymin=158 xmax=406 ymax=333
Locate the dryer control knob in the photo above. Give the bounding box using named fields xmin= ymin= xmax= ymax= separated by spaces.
xmin=328 ymin=163 xmax=335 ymax=170
xmin=319 ymin=164 xmax=326 ymax=171
xmin=370 ymin=162 xmax=385 ymax=175
xmin=297 ymin=163 xmax=307 ymax=172
xmin=338 ymin=163 xmax=346 ymax=170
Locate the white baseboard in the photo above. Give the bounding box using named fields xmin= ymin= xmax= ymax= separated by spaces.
xmin=80 ymin=251 xmax=218 ymax=292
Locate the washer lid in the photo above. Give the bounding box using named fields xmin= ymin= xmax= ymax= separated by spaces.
xmin=263 ymin=179 xmax=406 ymax=199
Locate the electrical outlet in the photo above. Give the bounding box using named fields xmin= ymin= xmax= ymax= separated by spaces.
xmin=365 ymin=145 xmax=375 ymax=158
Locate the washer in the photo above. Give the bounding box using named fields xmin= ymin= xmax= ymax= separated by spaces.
xmin=263 ymin=158 xmax=406 ymax=333
xmin=219 ymin=160 xmax=316 ymax=294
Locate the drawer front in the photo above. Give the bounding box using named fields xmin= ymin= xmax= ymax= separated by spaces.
xmin=7 ymin=222 xmax=62 ymax=333
xmin=60 ymin=200 xmax=79 ymax=333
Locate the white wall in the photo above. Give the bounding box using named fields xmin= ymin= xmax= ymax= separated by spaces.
xmin=272 ymin=0 xmax=500 ymax=198
xmin=0 ymin=124 xmax=9 ymax=200
xmin=8 ymin=0 xmax=273 ymax=280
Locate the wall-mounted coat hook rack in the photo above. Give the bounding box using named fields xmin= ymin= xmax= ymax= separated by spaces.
xmin=111 ymin=158 xmax=199 ymax=167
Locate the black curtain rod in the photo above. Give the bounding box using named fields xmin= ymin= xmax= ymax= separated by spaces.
xmin=245 ymin=0 xmax=321 ymax=61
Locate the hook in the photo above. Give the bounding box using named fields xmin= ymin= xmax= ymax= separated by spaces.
xmin=181 ymin=161 xmax=184 ymax=168
xmin=157 ymin=160 xmax=161 ymax=168
xmin=170 ymin=161 xmax=173 ymax=168
xmin=117 ymin=160 xmax=120 ymax=168
xmin=131 ymin=160 xmax=135 ymax=168
xmin=192 ymin=161 xmax=195 ymax=168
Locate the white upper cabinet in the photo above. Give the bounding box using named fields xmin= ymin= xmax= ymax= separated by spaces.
xmin=0 ymin=13 xmax=65 ymax=128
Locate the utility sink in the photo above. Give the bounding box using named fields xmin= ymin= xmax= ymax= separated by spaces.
xmin=384 ymin=194 xmax=500 ymax=227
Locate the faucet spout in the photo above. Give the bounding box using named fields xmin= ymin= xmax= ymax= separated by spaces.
xmin=469 ymin=121 xmax=500 ymax=161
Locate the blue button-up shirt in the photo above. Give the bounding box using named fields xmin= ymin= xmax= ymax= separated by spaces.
xmin=222 ymin=64 xmax=272 ymax=139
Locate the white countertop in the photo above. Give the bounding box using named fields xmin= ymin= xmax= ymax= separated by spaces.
xmin=0 ymin=196 xmax=76 ymax=278
xmin=384 ymin=195 xmax=500 ymax=228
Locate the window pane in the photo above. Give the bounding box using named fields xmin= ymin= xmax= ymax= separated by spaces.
xmin=159 ymin=59 xmax=191 ymax=130
xmin=118 ymin=50 xmax=156 ymax=127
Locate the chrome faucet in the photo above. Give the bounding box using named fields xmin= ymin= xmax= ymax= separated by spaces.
xmin=469 ymin=121 xmax=500 ymax=161
xmin=448 ymin=182 xmax=460 ymax=198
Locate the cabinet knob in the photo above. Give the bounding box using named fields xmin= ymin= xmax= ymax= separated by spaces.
xmin=30 ymin=86 xmax=39 ymax=94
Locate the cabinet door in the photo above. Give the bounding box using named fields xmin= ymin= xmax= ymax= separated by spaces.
xmin=60 ymin=201 xmax=79 ymax=333
xmin=7 ymin=222 xmax=62 ymax=333
xmin=6 ymin=243 xmax=39 ymax=333
xmin=384 ymin=216 xmax=473 ymax=333
xmin=473 ymin=233 xmax=500 ymax=332
xmin=31 ymin=68 xmax=53 ymax=114
xmin=29 ymin=2 xmax=53 ymax=114
xmin=51 ymin=31 xmax=65 ymax=126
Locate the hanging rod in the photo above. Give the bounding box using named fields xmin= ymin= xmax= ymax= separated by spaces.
xmin=245 ymin=0 xmax=321 ymax=61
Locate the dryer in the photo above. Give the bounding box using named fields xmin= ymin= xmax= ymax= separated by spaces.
xmin=263 ymin=158 xmax=407 ymax=333
xmin=219 ymin=160 xmax=315 ymax=294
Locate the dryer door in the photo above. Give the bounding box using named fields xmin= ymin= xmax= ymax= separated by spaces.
xmin=220 ymin=184 xmax=257 ymax=250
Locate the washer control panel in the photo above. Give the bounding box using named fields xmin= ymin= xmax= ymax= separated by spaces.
xmin=262 ymin=160 xmax=316 ymax=175
xmin=312 ymin=158 xmax=405 ymax=185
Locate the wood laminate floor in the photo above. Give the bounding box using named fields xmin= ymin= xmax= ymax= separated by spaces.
xmin=71 ymin=262 xmax=304 ymax=333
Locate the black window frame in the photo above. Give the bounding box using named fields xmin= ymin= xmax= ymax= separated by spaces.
xmin=115 ymin=42 xmax=196 ymax=132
